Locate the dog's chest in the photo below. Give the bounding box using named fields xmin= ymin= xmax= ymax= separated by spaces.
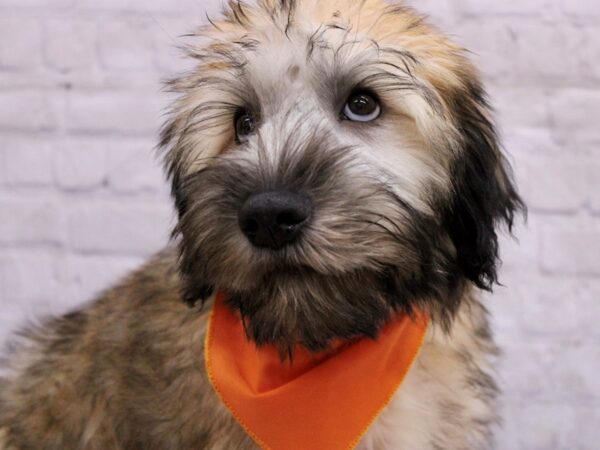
xmin=206 ymin=298 xmax=498 ymax=450
xmin=357 ymin=305 xmax=497 ymax=450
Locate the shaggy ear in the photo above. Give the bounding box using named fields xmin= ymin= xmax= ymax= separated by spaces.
xmin=160 ymin=115 xmax=216 ymax=308
xmin=444 ymin=81 xmax=525 ymax=291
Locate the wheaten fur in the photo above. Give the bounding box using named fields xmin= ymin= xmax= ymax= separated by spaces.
xmin=0 ymin=1 xmax=523 ymax=449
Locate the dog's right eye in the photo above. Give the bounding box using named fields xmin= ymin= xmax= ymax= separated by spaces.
xmin=235 ymin=110 xmax=257 ymax=142
xmin=342 ymin=91 xmax=381 ymax=122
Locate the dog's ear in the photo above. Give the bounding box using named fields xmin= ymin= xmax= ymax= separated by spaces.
xmin=444 ymin=80 xmax=525 ymax=291
xmin=176 ymin=215 xmax=216 ymax=308
xmin=160 ymin=118 xmax=216 ymax=308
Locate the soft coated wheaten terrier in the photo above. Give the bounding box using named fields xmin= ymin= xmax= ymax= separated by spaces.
xmin=0 ymin=1 xmax=523 ymax=449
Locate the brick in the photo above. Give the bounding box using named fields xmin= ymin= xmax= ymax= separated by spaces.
xmin=64 ymin=90 xmax=163 ymax=134
xmin=578 ymin=26 xmax=600 ymax=80
xmin=55 ymin=138 xmax=168 ymax=192
xmin=0 ymin=17 xmax=43 ymax=70
xmin=154 ymin=18 xmax=198 ymax=74
xmin=508 ymin=23 xmax=579 ymax=80
xmin=106 ymin=139 xmax=166 ymax=193
xmin=56 ymin=254 xmax=144 ymax=306
xmin=0 ymin=137 xmax=54 ymax=186
xmin=514 ymin=154 xmax=591 ymax=212
xmin=65 ymin=199 xmax=172 ymax=255
xmin=495 ymin=217 xmax=538 ymax=275
xmin=560 ymin=0 xmax=600 ymax=17
xmin=78 ymin=0 xmax=215 ymax=14
xmin=0 ymin=90 xmax=58 ymax=131
xmin=0 ymin=196 xmax=64 ymax=246
xmin=55 ymin=138 xmax=108 ymax=189
xmin=459 ymin=21 xmax=578 ymax=80
xmin=96 ymin=70 xmax=161 ymax=91
xmin=0 ymin=250 xmax=58 ymax=303
xmin=0 ymin=0 xmax=73 ymax=6
xmin=491 ymin=277 xmax=600 ymax=339
xmin=498 ymin=338 xmax=600 ymax=403
xmin=498 ymin=401 xmax=600 ymax=450
xmin=489 ymin=85 xmax=550 ymax=128
xmin=502 ymin=128 xmax=563 ymax=158
xmin=541 ymin=223 xmax=600 ymax=276
xmin=0 ymin=70 xmax=55 ymax=90
xmin=98 ymin=19 xmax=156 ymax=71
xmin=457 ymin=0 xmax=550 ymax=16
xmin=44 ymin=19 xmax=96 ymax=71
xmin=405 ymin=0 xmax=460 ymax=27
xmin=591 ymin=159 xmax=600 ymax=212
xmin=456 ymin=21 xmax=515 ymax=80
xmin=549 ymin=89 xmax=600 ymax=144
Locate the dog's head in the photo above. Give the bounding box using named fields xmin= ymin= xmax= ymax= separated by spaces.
xmin=160 ymin=0 xmax=524 ymax=355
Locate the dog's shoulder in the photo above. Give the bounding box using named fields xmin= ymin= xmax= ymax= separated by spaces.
xmin=0 ymin=249 xmax=254 ymax=450
xmin=360 ymin=290 xmax=499 ymax=450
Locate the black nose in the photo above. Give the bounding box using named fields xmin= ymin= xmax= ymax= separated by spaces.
xmin=239 ymin=191 xmax=312 ymax=249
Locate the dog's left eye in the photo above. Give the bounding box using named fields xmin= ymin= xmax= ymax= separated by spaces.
xmin=235 ymin=110 xmax=257 ymax=141
xmin=343 ymin=92 xmax=381 ymax=122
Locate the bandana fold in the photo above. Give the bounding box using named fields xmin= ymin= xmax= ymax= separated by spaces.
xmin=205 ymin=292 xmax=428 ymax=450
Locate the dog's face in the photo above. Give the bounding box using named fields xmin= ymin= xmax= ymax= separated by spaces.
xmin=161 ymin=0 xmax=523 ymax=355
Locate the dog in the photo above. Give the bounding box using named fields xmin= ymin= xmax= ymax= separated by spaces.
xmin=0 ymin=0 xmax=523 ymax=449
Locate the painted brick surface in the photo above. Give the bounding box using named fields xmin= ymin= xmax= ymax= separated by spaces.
xmin=0 ymin=0 xmax=598 ymax=448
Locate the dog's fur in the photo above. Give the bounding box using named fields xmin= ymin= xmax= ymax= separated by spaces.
xmin=0 ymin=1 xmax=523 ymax=449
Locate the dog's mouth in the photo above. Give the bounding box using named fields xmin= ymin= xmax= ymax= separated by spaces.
xmin=213 ymin=220 xmax=466 ymax=356
xmin=218 ymin=265 xmax=403 ymax=357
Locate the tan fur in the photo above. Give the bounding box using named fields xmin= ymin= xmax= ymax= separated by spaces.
xmin=360 ymin=294 xmax=498 ymax=449
xmin=0 ymin=251 xmax=254 ymax=450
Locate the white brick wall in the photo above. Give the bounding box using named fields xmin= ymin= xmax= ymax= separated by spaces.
xmin=0 ymin=1 xmax=598 ymax=448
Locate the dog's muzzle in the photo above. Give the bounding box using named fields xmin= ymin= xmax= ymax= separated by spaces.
xmin=238 ymin=190 xmax=312 ymax=249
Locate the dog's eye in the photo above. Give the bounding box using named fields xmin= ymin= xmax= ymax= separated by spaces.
xmin=235 ymin=110 xmax=257 ymax=141
xmin=343 ymin=92 xmax=381 ymax=122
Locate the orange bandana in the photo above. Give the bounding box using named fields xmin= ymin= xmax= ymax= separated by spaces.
xmin=205 ymin=292 xmax=428 ymax=450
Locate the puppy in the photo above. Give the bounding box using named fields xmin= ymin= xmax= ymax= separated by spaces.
xmin=0 ymin=1 xmax=523 ymax=449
